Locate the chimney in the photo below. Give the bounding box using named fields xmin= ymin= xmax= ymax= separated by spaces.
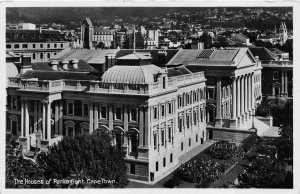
xmin=20 ymin=54 xmax=32 ymax=74
xmin=157 ymin=50 xmax=168 ymax=67
xmin=198 ymin=42 xmax=204 ymax=50
xmin=62 ymin=60 xmax=69 ymax=70
xmin=50 ymin=60 xmax=59 ymax=70
xmin=105 ymin=53 xmax=116 ymax=71
xmin=72 ymin=59 xmax=79 ymax=69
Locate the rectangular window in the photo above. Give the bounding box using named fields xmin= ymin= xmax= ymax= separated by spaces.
xmin=273 ymin=71 xmax=279 ymax=80
xmin=168 ymin=102 xmax=172 ymax=115
xmin=189 ymin=138 xmax=191 ymax=146
xmin=12 ymin=98 xmax=17 ymax=110
xmin=83 ymin=103 xmax=89 ymax=117
xmin=40 ymin=53 xmax=44 ymax=59
xmin=193 ymin=91 xmax=197 ymax=102
xmin=186 ymin=93 xmax=190 ymax=105
xmin=67 ymin=102 xmax=74 ymax=115
xmin=40 ymin=44 xmax=43 ymax=48
xmin=47 ymin=43 xmax=50 ymax=48
xmin=130 ymin=108 xmax=137 ymax=121
xmin=115 ymin=107 xmax=122 ymax=120
xmin=163 ymin=77 xmax=166 ymax=89
xmin=54 ymin=43 xmax=57 ymax=48
xmin=156 ymin=161 xmax=159 ymax=171
xmin=61 ymin=43 xmax=64 ymax=48
xmin=196 ymin=134 xmax=198 ymax=142
xmin=154 ymin=133 xmax=157 ymax=150
xmin=200 ymin=109 xmax=203 ymax=123
xmin=161 ymin=104 xmax=165 ymax=117
xmin=186 ymin=114 xmax=190 ymax=129
xmin=22 ymin=44 xmax=27 ymax=49
xmin=130 ymin=163 xmax=135 ymax=174
xmin=68 ymin=126 xmax=75 ymax=137
xmin=181 ymin=142 xmax=183 ymax=151
xmin=6 ymin=44 xmax=12 ymax=49
xmin=154 ymin=107 xmax=158 ymax=120
xmin=32 ymin=44 xmax=36 ymax=48
xmin=163 ymin=157 xmax=166 ymax=167
xmin=170 ymin=153 xmax=173 ymax=163
xmin=178 ymin=96 xmax=182 ymax=108
xmin=193 ymin=111 xmax=197 ymax=125
xmin=161 ymin=130 xmax=164 ymax=146
xmin=168 ymin=127 xmax=172 ymax=142
xmin=178 ymin=117 xmax=182 ymax=132
xmin=14 ymin=44 xmax=20 ymax=49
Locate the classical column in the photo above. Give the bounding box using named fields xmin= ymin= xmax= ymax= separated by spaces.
xmin=244 ymin=75 xmax=249 ymax=121
xmin=42 ymin=102 xmax=46 ymax=140
xmin=251 ymin=74 xmax=255 ymax=112
xmin=47 ymin=101 xmax=51 ymax=140
xmin=21 ymin=100 xmax=24 ymax=137
xmin=281 ymin=70 xmax=285 ymax=96
xmin=38 ymin=102 xmax=42 ymax=132
xmin=285 ymin=71 xmax=288 ymax=97
xmin=24 ymin=100 xmax=29 ymax=137
xmin=240 ymin=75 xmax=245 ymax=124
xmin=230 ymin=77 xmax=237 ymax=128
xmin=215 ymin=77 xmax=222 ymax=127
xmin=59 ymin=100 xmax=63 ymax=135
xmin=34 ymin=100 xmax=38 ymax=132
xmin=144 ymin=106 xmax=149 ymax=147
xmin=55 ymin=101 xmax=59 ymax=135
xmin=89 ymin=102 xmax=94 ymax=133
xmin=139 ymin=106 xmax=144 ymax=147
xmin=108 ymin=104 xmax=113 ymax=131
xmin=94 ymin=103 xmax=98 ymax=130
xmin=123 ymin=105 xmax=129 ymax=153
xmin=248 ymin=74 xmax=252 ymax=117
xmin=236 ymin=76 xmax=241 ymax=125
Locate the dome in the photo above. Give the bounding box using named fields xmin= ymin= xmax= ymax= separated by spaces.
xmin=102 ymin=65 xmax=161 ymax=84
xmin=6 ymin=63 xmax=19 ymax=78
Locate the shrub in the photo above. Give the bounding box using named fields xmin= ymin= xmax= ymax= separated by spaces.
xmin=175 ymin=156 xmax=223 ymax=187
xmin=207 ymin=141 xmax=242 ymax=160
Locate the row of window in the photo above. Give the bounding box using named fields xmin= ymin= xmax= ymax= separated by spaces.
xmin=6 ymin=43 xmax=65 ymax=50
xmin=178 ymin=88 xmax=205 ymax=108
xmin=93 ymin=35 xmax=113 ymax=41
xmin=67 ymin=102 xmax=139 ymax=122
xmin=32 ymin=52 xmax=58 ymax=60
xmin=178 ymin=109 xmax=204 ymax=132
xmin=153 ymin=126 xmax=174 ymax=150
xmin=155 ymin=153 xmax=173 ymax=172
xmin=153 ymin=101 xmax=174 ymax=120
xmin=7 ymin=33 xmax=63 ymax=40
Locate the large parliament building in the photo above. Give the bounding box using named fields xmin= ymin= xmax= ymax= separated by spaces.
xmin=6 ymin=47 xmax=263 ymax=183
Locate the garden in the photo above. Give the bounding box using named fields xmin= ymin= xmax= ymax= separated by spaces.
xmin=166 ymin=141 xmax=245 ymax=188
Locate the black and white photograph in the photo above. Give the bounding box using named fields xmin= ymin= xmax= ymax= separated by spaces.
xmin=1 ymin=1 xmax=297 ymax=192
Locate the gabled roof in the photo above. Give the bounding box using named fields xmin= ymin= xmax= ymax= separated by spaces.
xmin=116 ymin=52 xmax=152 ymax=60
xmin=52 ymin=48 xmax=118 ymax=64
xmin=269 ymin=48 xmax=287 ymax=55
xmin=167 ymin=48 xmax=257 ymax=67
xmin=249 ymin=47 xmax=279 ymax=61
xmin=101 ymin=65 xmax=161 ymax=84
xmin=31 ymin=59 xmax=97 ymax=72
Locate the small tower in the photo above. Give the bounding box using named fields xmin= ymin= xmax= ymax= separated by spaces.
xmin=279 ymin=22 xmax=288 ymax=45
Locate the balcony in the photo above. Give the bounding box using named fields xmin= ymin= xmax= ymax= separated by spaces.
xmin=7 ymin=71 xmax=206 ymax=96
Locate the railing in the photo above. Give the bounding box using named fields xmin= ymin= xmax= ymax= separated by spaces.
xmin=8 ymin=71 xmax=206 ymax=95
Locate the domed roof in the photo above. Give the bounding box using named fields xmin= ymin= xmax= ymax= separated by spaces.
xmin=102 ymin=65 xmax=161 ymax=84
xmin=6 ymin=63 xmax=19 ymax=78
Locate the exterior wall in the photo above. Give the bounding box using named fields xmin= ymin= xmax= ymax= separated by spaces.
xmin=206 ymin=127 xmax=255 ymax=142
xmin=93 ymin=34 xmax=114 ymax=47
xmin=6 ymin=42 xmax=69 ymax=62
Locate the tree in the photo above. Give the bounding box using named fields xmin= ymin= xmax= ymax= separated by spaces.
xmin=199 ymin=31 xmax=213 ymax=49
xmin=238 ymin=157 xmax=290 ymax=188
xmin=6 ymin=133 xmax=47 ymax=188
xmin=37 ymin=131 xmax=128 ymax=188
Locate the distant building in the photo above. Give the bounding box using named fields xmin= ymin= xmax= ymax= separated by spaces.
xmin=81 ymin=17 xmax=114 ymax=49
xmin=232 ymin=33 xmax=251 ymax=46
xmin=6 ymin=28 xmax=69 ymax=62
xmin=19 ymin=23 xmax=36 ymax=30
xmin=144 ymin=29 xmax=159 ymax=49
xmin=279 ymin=22 xmax=288 ymax=45
xmin=249 ymin=47 xmax=293 ymax=98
